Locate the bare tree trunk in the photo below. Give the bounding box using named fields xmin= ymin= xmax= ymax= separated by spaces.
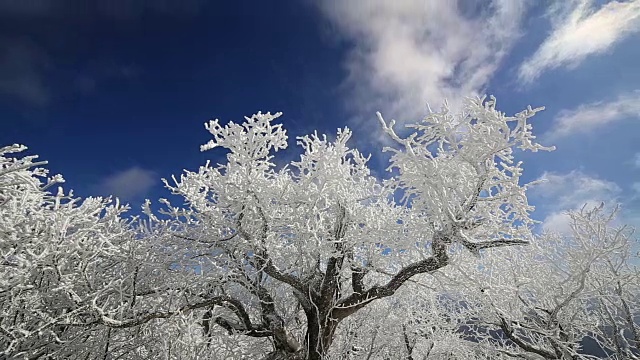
xmin=298 ymin=308 xmax=341 ymax=360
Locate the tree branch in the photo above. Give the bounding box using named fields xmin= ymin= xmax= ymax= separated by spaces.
xmin=351 ymin=266 xmax=367 ymax=295
xmin=214 ymin=317 xmax=272 ymax=337
xmin=94 ymin=295 xmax=254 ymax=331
xmin=320 ymin=203 xmax=349 ymax=307
xmin=332 ymin=234 xmax=449 ymax=319
xmin=498 ymin=317 xmax=556 ymax=359
xmin=240 ymin=199 xmax=308 ymax=295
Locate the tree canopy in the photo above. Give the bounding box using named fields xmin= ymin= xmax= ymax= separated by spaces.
xmin=1 ymin=96 xmax=638 ymax=359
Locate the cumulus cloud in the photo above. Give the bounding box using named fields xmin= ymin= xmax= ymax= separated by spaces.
xmin=529 ymin=170 xmax=622 ymax=233
xmin=518 ymin=0 xmax=640 ymax=83
xmin=97 ymin=166 xmax=157 ymax=201
xmin=317 ymin=0 xmax=528 ymax=126
xmin=547 ymin=90 xmax=640 ymax=139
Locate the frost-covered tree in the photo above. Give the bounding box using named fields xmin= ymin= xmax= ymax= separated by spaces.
xmin=327 ymin=284 xmax=516 ymax=359
xmin=0 ymin=144 xmax=144 ymax=358
xmin=438 ymin=204 xmax=640 ymax=359
xmin=3 ymin=95 xmax=638 ymax=359
xmin=128 ymin=95 xmax=554 ymax=359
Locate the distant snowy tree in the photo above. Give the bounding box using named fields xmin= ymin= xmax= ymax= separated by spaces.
xmin=439 ymin=204 xmax=640 ymax=359
xmin=0 ymin=144 xmax=142 ymax=358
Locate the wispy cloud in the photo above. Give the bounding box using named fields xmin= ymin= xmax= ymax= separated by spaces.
xmin=518 ymin=0 xmax=640 ymax=83
xmin=96 ymin=166 xmax=157 ymax=201
xmin=0 ymin=37 xmax=50 ymax=106
xmin=0 ymin=0 xmax=57 ymax=16
xmin=0 ymin=35 xmax=142 ymax=107
xmin=72 ymin=62 xmax=140 ymax=96
xmin=529 ymin=170 xmax=621 ymax=233
xmin=547 ymin=90 xmax=640 ymax=139
xmin=94 ymin=0 xmax=205 ymax=19
xmin=0 ymin=0 xmax=205 ymax=19
xmin=317 ymin=0 xmax=528 ymax=126
xmin=632 ymin=152 xmax=640 ymax=168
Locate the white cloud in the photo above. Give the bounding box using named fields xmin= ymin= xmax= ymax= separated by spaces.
xmin=533 ymin=170 xmax=621 ymax=209
xmin=632 ymin=153 xmax=640 ymax=168
xmin=317 ymin=0 xmax=528 ymax=126
xmin=547 ymin=90 xmax=640 ymax=138
xmin=529 ymin=170 xmax=621 ymax=233
xmin=97 ymin=166 xmax=157 ymax=200
xmin=518 ymin=0 xmax=640 ymax=83
xmin=541 ymin=212 xmax=575 ymax=235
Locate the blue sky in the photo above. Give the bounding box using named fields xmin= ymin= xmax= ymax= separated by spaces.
xmin=1 ymin=0 xmax=639 ymax=233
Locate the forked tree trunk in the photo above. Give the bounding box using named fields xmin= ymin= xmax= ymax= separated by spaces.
xmin=257 ymin=229 xmax=482 ymax=359
xmin=304 ymin=313 xmax=341 ymax=360
xmin=263 ymin=310 xmax=341 ymax=360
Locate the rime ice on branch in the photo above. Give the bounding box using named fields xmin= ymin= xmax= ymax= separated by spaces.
xmin=5 ymin=96 xmax=636 ymax=360
xmin=152 ymin=96 xmax=555 ymax=359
